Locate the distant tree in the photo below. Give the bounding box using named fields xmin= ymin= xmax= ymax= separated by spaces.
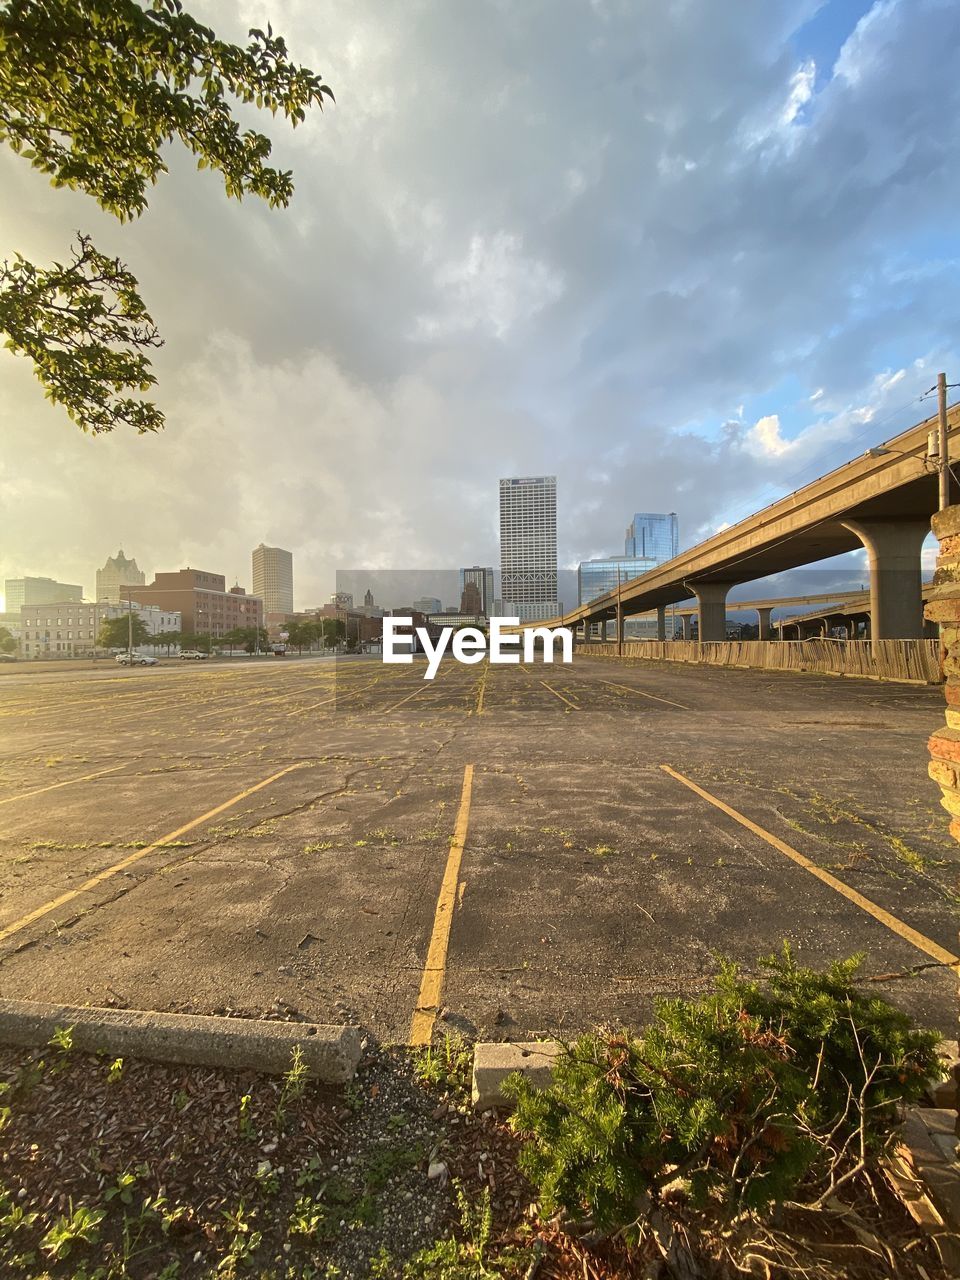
xmin=0 ymin=626 xmax=16 ymax=654
xmin=179 ymin=631 xmax=211 ymax=653
xmin=319 ymin=617 xmax=344 ymax=648
xmin=154 ymin=628 xmax=180 ymax=655
xmin=98 ymin=612 xmax=149 ymax=649
xmin=0 ymin=0 xmax=334 ymax=434
xmin=286 ymin=619 xmax=311 ymax=654
xmin=245 ymin=626 xmax=268 ymax=654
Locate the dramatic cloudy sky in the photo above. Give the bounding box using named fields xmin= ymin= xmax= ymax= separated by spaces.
xmin=2 ymin=0 xmax=959 ymax=608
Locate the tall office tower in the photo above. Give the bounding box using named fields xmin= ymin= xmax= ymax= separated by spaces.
xmin=252 ymin=544 xmax=294 ymax=615
xmin=459 ymin=566 xmax=495 ymax=615
xmin=4 ymin=576 xmax=83 ymax=610
xmin=96 ymin=549 xmax=146 ymax=604
xmin=624 ymin=512 xmax=679 ymax=563
xmin=499 ymin=476 xmax=559 ymax=622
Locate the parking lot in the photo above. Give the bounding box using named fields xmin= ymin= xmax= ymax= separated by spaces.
xmin=0 ymin=653 xmax=956 ymax=1042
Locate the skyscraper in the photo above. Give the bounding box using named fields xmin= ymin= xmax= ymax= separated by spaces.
xmin=252 ymin=544 xmax=294 ymax=615
xmin=499 ymin=476 xmax=559 ymax=622
xmin=4 ymin=576 xmax=83 ymax=610
xmin=96 ymin=549 xmax=146 ymax=604
xmin=625 ymin=512 xmax=679 ymax=563
xmin=459 ymin=566 xmax=495 ymax=615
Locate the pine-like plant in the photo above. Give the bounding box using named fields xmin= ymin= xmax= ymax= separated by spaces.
xmin=505 ymin=946 xmax=939 ymax=1237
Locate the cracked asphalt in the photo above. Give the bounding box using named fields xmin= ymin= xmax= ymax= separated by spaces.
xmin=0 ymin=652 xmax=956 ymax=1040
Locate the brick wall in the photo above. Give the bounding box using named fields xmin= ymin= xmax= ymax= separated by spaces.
xmin=924 ymin=506 xmax=960 ymax=841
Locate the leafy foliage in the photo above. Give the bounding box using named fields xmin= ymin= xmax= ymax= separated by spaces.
xmin=506 ymin=947 xmax=939 ymax=1234
xmin=0 ymin=0 xmax=333 ymax=432
xmin=98 ymin=610 xmax=150 ymax=649
xmin=0 ymin=235 xmax=163 ymax=433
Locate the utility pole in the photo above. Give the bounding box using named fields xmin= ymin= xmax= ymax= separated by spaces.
xmin=938 ymin=371 xmax=950 ymax=512
xmin=126 ymin=592 xmax=133 ymax=664
xmin=616 ymin=567 xmax=623 ymax=658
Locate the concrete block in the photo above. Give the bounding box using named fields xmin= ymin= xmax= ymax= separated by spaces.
xmin=931 ymin=508 xmax=960 ymax=541
xmin=472 ymin=1040 xmax=562 ymax=1110
xmin=927 ymin=1040 xmax=960 ymax=1111
xmin=938 ymin=787 xmax=960 ymax=818
xmin=944 ymin=681 xmax=960 ymax=707
xmin=0 ymin=998 xmax=362 ymax=1083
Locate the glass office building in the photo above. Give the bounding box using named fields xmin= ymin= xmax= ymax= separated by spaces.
xmin=577 ymin=556 xmax=659 ymax=606
xmin=624 ymin=512 xmax=679 ymax=562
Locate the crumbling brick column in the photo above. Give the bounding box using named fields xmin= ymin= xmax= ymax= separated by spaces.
xmin=925 ymin=506 xmax=960 ymax=839
xmin=923 ymin=505 xmax=960 ymax=1147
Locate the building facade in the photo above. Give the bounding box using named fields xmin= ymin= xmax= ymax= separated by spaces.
xmin=20 ymin=601 xmax=181 ymax=658
xmin=252 ymin=544 xmax=294 ymax=616
xmin=5 ymin=577 xmax=83 ymax=610
xmin=459 ymin=566 xmax=495 ymax=615
xmin=127 ymin=569 xmax=263 ymax=637
xmin=624 ymin=512 xmax=679 ymax=563
xmin=95 ymin=550 xmax=146 ymax=604
xmin=413 ymin=596 xmax=443 ymax=615
xmin=499 ymin=476 xmax=559 ymax=622
xmin=577 ymin=555 xmax=659 ymax=606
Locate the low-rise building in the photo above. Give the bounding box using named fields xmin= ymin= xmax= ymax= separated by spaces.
xmin=19 ymin=602 xmax=181 ymax=658
xmin=127 ymin=569 xmax=262 ymax=638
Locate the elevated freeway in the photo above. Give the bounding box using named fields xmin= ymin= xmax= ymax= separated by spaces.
xmin=554 ymin=401 xmax=959 ymax=641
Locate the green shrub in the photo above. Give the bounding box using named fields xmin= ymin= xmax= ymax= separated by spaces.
xmin=505 ymin=946 xmax=938 ymax=1234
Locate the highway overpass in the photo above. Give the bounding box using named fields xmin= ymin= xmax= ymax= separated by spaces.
xmin=558 ymin=400 xmax=959 ymax=641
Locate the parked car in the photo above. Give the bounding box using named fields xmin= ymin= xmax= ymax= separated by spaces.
xmin=115 ymin=653 xmax=159 ymax=666
xmin=179 ymin=650 xmax=209 ymax=660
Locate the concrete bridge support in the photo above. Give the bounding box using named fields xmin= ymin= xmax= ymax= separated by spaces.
xmin=679 ymin=614 xmax=692 ymax=640
xmin=841 ymin=517 xmax=930 ymax=639
xmin=756 ymin=606 xmax=773 ymax=640
xmin=685 ymin=581 xmax=731 ymax=642
xmin=656 ymin=606 xmax=667 ymax=641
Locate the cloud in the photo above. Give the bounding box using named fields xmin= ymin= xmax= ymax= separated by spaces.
xmin=2 ymin=0 xmax=959 ymax=607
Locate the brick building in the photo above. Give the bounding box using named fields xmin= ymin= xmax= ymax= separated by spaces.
xmin=128 ymin=569 xmax=263 ymax=638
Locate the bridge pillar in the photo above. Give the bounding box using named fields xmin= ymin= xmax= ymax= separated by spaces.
xmin=685 ymin=580 xmax=731 ymax=642
xmin=756 ymin=606 xmax=773 ymax=640
xmin=845 ymin=616 xmax=859 ymax=640
xmin=656 ymin=606 xmax=667 ymax=641
xmin=616 ymin=603 xmax=624 ymax=655
xmin=680 ymin=613 xmax=692 ymax=640
xmin=841 ymin=518 xmax=929 ymax=639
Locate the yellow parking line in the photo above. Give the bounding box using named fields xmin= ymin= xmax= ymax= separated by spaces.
xmin=660 ymin=765 xmax=959 ymax=970
xmin=0 ymin=761 xmax=311 ymax=946
xmin=0 ymin=764 xmax=126 ymax=808
xmin=475 ymin=662 xmax=488 ymax=715
xmin=518 ymin=664 xmax=579 ymax=710
xmin=602 ymin=680 xmax=688 ymax=711
xmin=540 ymin=679 xmax=579 ymax=710
xmin=410 ymin=764 xmax=475 ymax=1045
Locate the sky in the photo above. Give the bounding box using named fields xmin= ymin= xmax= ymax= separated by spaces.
xmin=2 ymin=0 xmax=959 ymax=610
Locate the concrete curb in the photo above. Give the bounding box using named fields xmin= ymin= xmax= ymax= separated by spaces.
xmin=0 ymin=998 xmax=362 ymax=1084
xmin=472 ymin=1040 xmax=562 ymax=1110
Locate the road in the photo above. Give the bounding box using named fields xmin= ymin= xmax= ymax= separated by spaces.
xmin=0 ymin=653 xmax=956 ymax=1042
